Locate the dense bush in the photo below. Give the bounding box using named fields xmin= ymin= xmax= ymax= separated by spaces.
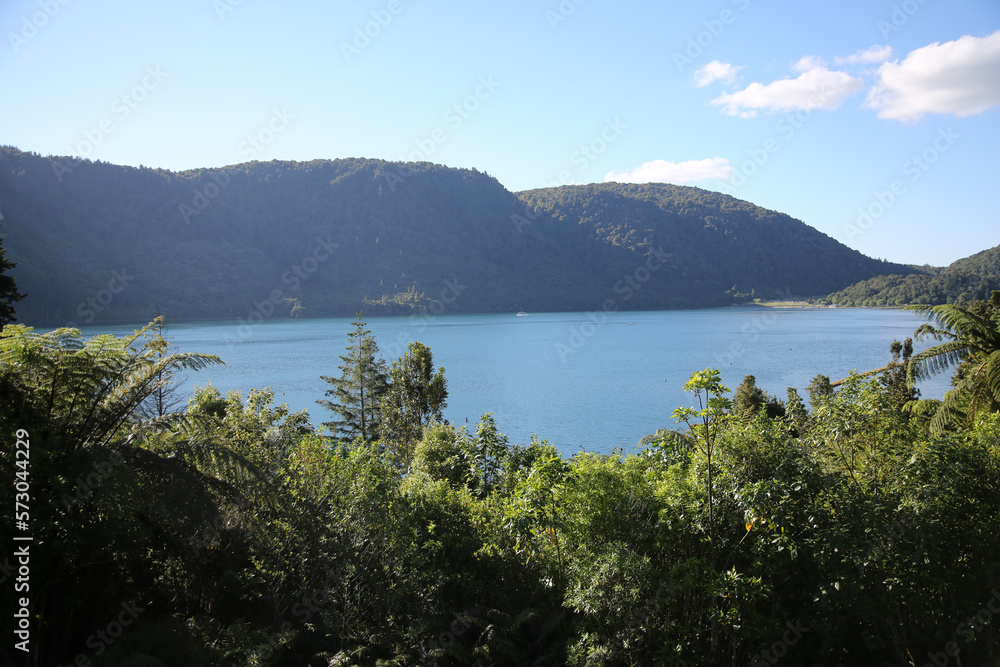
xmin=2 ymin=316 xmax=999 ymax=666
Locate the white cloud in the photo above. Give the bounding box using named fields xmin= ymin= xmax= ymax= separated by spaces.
xmin=604 ymin=158 xmax=733 ymax=184
xmin=835 ymin=45 xmax=893 ymax=65
xmin=710 ymin=64 xmax=863 ymax=117
xmin=865 ymin=30 xmax=1000 ymax=122
xmin=694 ymin=60 xmax=742 ymax=87
xmin=792 ymin=55 xmax=826 ymax=72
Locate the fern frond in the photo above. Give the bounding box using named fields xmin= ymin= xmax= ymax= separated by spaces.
xmin=928 ymin=385 xmax=972 ymax=435
xmin=912 ymin=322 xmax=954 ymax=342
xmin=906 ymin=340 xmax=968 ymax=384
xmin=902 ymin=399 xmax=941 ymax=416
xmin=967 ymin=350 xmax=1000 ymax=416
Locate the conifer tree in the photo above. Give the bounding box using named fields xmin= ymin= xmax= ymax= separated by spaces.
xmin=317 ymin=313 xmax=389 ymax=443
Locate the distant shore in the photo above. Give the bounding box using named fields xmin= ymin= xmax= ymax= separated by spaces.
xmin=733 ymin=301 xmax=907 ymax=310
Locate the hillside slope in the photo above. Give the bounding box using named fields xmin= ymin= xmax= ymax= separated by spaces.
xmin=0 ymin=147 xmax=913 ymax=325
xmin=518 ymin=182 xmax=911 ymax=301
xmin=826 ymin=244 xmax=1000 ymax=306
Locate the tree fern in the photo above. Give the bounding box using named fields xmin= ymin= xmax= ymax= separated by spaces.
xmin=905 ymin=302 xmax=1000 ymax=430
xmin=0 ymin=321 xmax=222 ymax=450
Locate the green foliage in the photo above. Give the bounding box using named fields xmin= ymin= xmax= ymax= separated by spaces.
xmin=808 ymin=373 xmax=918 ymax=495
xmin=0 ymin=318 xmax=221 ymax=449
xmin=379 ymin=341 xmax=448 ymax=471
xmin=732 ymin=374 xmax=785 ymax=420
xmin=906 ymin=295 xmax=1000 ymax=431
xmin=410 ymin=421 xmax=471 ymax=489
xmin=0 ymin=225 xmax=25 ymax=326
xmin=317 ymin=312 xmax=389 ymax=443
xmin=466 ymin=412 xmax=508 ymax=497
xmin=806 ymin=373 xmax=833 ymax=408
xmin=672 ymin=368 xmax=732 ymax=569
xmin=3 ymin=313 xmax=1000 ymax=666
xmin=785 ymin=387 xmax=809 ymax=434
xmin=827 ymin=244 xmax=1000 ymax=306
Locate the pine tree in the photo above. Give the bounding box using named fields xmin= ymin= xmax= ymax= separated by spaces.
xmin=0 ymin=229 xmax=26 ymax=327
xmin=317 ymin=313 xmax=389 ymax=443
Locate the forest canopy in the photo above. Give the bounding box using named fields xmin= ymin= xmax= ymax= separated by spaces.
xmin=2 ymin=294 xmax=999 ymax=666
xmin=826 ymin=244 xmax=1000 ymax=307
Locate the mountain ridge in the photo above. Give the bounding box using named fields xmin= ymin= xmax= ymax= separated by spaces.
xmin=0 ymin=146 xmax=918 ymax=325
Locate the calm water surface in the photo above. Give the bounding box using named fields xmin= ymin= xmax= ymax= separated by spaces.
xmin=78 ymin=308 xmax=950 ymax=455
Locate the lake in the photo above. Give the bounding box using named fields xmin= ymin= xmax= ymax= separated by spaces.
xmin=76 ymin=307 xmax=951 ymax=455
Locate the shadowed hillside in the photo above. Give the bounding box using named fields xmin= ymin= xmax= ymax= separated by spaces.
xmin=519 ymin=182 xmax=913 ymax=302
xmin=0 ymin=147 xmax=914 ymax=325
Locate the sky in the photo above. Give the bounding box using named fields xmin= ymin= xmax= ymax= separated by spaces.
xmin=1 ymin=0 xmax=998 ymax=267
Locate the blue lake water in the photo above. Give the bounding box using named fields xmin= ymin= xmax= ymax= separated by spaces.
xmin=76 ymin=308 xmax=951 ymax=455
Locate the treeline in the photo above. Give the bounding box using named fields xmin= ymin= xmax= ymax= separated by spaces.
xmin=0 ymin=146 xmax=917 ymax=325
xmin=826 ymin=244 xmax=1000 ymax=307
xmin=1 ymin=294 xmax=999 ymax=666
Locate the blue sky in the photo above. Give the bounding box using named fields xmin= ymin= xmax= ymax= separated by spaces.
xmin=1 ymin=0 xmax=998 ymax=266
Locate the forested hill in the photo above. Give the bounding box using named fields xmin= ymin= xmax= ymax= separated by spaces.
xmin=518 ymin=182 xmax=912 ymax=300
xmin=1 ymin=146 xmax=912 ymax=325
xmin=826 ymin=244 xmax=1000 ymax=306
